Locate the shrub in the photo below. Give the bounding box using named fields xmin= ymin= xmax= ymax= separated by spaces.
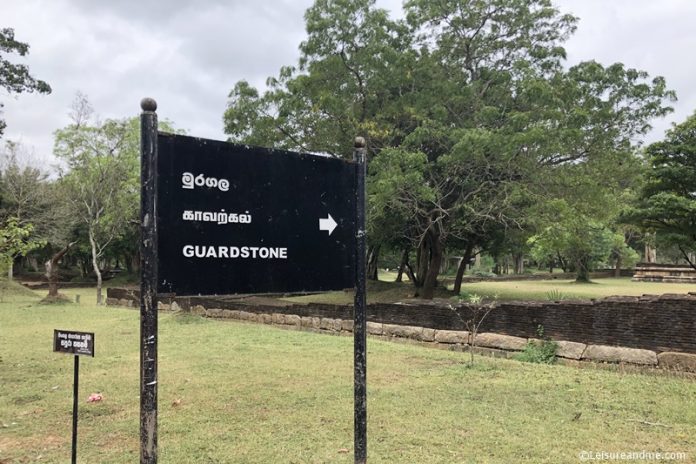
xmin=515 ymin=326 xmax=558 ymax=364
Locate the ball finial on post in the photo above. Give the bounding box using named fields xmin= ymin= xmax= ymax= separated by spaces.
xmin=140 ymin=98 xmax=157 ymax=112
xmin=354 ymin=137 xmax=366 ymax=149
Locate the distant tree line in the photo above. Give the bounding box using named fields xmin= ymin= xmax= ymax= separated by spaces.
xmin=2 ymin=1 xmax=696 ymax=301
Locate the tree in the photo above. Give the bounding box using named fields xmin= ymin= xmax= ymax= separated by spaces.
xmin=54 ymin=94 xmax=139 ymax=305
xmin=623 ymin=112 xmax=696 ymax=268
xmin=0 ymin=28 xmax=51 ymax=138
xmin=0 ymin=217 xmax=44 ymax=278
xmin=0 ymin=140 xmax=73 ymax=279
xmin=223 ymin=0 xmax=675 ymax=298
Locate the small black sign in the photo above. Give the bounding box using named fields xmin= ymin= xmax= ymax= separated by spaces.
xmin=157 ymin=133 xmax=357 ymax=296
xmin=53 ymin=330 xmax=95 ymax=357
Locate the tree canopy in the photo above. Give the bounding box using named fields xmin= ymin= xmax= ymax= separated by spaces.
xmin=623 ymin=112 xmax=696 ymax=267
xmin=223 ymin=0 xmax=674 ymax=297
xmin=0 ymin=28 xmax=51 ymax=138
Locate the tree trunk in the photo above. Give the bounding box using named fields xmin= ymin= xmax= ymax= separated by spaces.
xmin=419 ymin=230 xmax=443 ymax=299
xmin=575 ymin=257 xmax=591 ymax=283
xmin=413 ymin=239 xmax=428 ymax=290
xmin=453 ymin=243 xmax=474 ymax=295
xmin=7 ymin=261 xmax=13 ymax=280
xmin=45 ymin=242 xmax=76 ymax=297
xmin=367 ymin=244 xmax=380 ymax=281
xmin=557 ymin=253 xmax=569 ymax=273
xmin=396 ymin=248 xmax=409 ymax=282
xmin=88 ymin=229 xmax=103 ymax=305
xmin=514 ymin=253 xmax=524 ymax=274
xmin=614 ymin=253 xmax=622 ymax=278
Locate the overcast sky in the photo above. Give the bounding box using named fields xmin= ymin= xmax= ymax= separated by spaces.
xmin=2 ymin=0 xmax=696 ymax=165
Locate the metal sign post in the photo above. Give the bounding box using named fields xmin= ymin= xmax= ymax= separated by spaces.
xmin=353 ymin=137 xmax=368 ymax=464
xmin=53 ymin=329 xmax=95 ymax=464
xmin=140 ymin=98 xmax=159 ymax=464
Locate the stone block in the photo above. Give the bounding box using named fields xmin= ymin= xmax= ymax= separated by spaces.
xmin=434 ymin=330 xmax=469 ymax=344
xmin=221 ymin=309 xmax=235 ymax=319
xmin=341 ymin=319 xmax=354 ymax=332
xmin=189 ymin=303 xmax=203 ymax=315
xmin=366 ymin=322 xmax=383 ymax=335
xmin=271 ymin=313 xmax=285 ymax=325
xmin=582 ymin=345 xmax=657 ymax=365
xmin=420 ymin=328 xmax=436 ymax=342
xmin=657 ymin=352 xmax=696 ymax=372
xmin=311 ymin=317 xmax=322 ymax=329
xmin=261 ymin=313 xmax=272 ymax=324
xmin=205 ymin=308 xmax=222 ymax=317
xmin=157 ymin=302 xmax=170 ymax=311
xmin=474 ymin=333 xmax=527 ymax=351
xmin=555 ymin=341 xmax=586 ymax=360
xmin=301 ymin=317 xmax=313 ymax=328
xmin=383 ymin=324 xmax=422 ymax=340
xmin=285 ymin=314 xmax=302 ymax=327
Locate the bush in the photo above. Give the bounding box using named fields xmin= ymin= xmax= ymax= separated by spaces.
xmin=515 ymin=326 xmax=558 ymax=364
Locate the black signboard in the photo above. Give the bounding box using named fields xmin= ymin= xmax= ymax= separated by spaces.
xmin=157 ymin=133 xmax=356 ymax=296
xmin=53 ymin=330 xmax=95 ymax=357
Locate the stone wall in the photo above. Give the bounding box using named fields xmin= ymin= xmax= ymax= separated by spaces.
xmin=107 ymin=287 xmax=696 ymax=371
xmin=633 ymin=262 xmax=696 ymax=283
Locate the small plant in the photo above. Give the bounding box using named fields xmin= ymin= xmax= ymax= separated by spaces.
xmin=515 ymin=325 xmax=558 ymax=364
xmin=449 ymin=296 xmax=496 ymax=366
xmin=456 ymin=291 xmax=484 ymax=304
xmin=545 ymin=289 xmax=567 ymax=301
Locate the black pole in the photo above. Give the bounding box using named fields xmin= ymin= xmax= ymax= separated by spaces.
xmin=353 ymin=136 xmax=367 ymax=464
xmin=140 ymin=98 xmax=159 ymax=464
xmin=71 ymin=355 xmax=79 ymax=464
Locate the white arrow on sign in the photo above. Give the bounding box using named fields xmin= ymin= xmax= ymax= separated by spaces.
xmin=319 ymin=214 xmax=338 ymax=236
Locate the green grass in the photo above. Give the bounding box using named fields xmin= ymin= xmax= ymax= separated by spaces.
xmin=281 ymin=279 xmax=452 ymax=305
xmin=1 ymin=291 xmax=695 ymax=462
xmin=455 ymin=277 xmax=696 ymax=301
xmin=282 ymin=277 xmax=694 ymax=305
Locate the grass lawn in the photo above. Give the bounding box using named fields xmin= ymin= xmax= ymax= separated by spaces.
xmin=281 ymin=277 xmax=695 ymax=305
xmin=1 ymin=285 xmax=695 ymax=462
xmin=455 ymin=277 xmax=696 ymax=301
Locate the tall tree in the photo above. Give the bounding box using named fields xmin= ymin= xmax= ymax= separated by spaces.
xmin=623 ymin=112 xmax=696 ymax=268
xmin=223 ymin=0 xmax=674 ymax=298
xmin=0 ymin=140 xmax=73 ymax=279
xmin=54 ymin=94 xmax=139 ymax=305
xmin=0 ymin=28 xmax=51 ymax=138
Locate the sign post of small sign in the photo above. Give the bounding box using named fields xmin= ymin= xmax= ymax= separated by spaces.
xmin=139 ymin=98 xmax=367 ymax=463
xmin=53 ymin=329 xmax=95 ymax=464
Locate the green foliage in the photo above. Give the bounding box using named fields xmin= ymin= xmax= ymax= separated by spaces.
xmin=0 ymin=141 xmax=74 ymax=251
xmin=545 ymin=289 xmax=567 ymax=301
xmin=0 ymin=28 xmax=51 ymax=137
xmin=452 ymin=291 xmax=483 ymax=304
xmin=515 ymin=326 xmax=558 ymax=364
xmin=0 ymin=217 xmax=44 ymax=268
xmin=223 ymin=0 xmax=674 ymax=298
xmin=622 ymin=112 xmax=696 ymax=265
xmin=527 ymin=199 xmax=619 ymax=282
